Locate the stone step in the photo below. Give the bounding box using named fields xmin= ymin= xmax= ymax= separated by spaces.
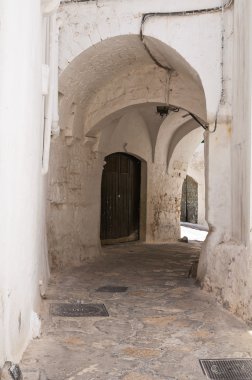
xmin=23 ymin=370 xmax=47 ymax=380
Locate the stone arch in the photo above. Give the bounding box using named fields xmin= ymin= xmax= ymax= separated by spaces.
xmin=94 ymin=105 xmax=154 ymax=163
xmin=167 ymin=121 xmax=202 ymax=174
xmin=58 ymin=1 xmax=221 ymax=119
xmin=49 ymin=28 xmax=213 ymax=265
xmin=58 ymin=34 xmax=207 ymax=142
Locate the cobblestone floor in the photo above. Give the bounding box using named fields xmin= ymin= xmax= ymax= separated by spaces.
xmin=21 ymin=242 xmax=252 ymax=380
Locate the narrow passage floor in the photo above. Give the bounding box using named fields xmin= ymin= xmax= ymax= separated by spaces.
xmin=22 ymin=243 xmax=252 ymax=380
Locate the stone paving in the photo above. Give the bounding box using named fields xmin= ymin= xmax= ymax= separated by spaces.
xmin=21 ymin=242 xmax=252 ymax=379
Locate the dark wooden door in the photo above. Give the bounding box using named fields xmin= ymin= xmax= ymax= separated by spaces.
xmin=100 ymin=153 xmax=141 ymax=244
xmin=181 ymin=175 xmax=198 ymax=224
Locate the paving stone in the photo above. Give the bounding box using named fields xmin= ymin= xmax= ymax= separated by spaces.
xmin=21 ymin=242 xmax=252 ymax=380
xmin=122 ymin=347 xmax=161 ymax=359
xmin=22 ymin=370 xmax=47 ymax=380
xmin=122 ymin=372 xmax=155 ymax=380
xmin=143 ymin=316 xmax=177 ymax=326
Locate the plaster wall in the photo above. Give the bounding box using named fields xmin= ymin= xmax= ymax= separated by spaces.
xmin=198 ymin=0 xmax=252 ymax=321
xmin=0 ymin=0 xmax=52 ymax=365
xmin=48 ymin=135 xmax=104 ymax=268
xmin=48 ymin=108 xmax=152 ymax=268
xmin=148 ymin=128 xmax=204 ymax=241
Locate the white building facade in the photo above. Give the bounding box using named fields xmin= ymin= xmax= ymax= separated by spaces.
xmin=0 ymin=0 xmax=251 ymax=366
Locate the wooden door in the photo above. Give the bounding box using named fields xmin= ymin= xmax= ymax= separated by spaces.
xmin=181 ymin=175 xmax=198 ymax=224
xmin=100 ymin=153 xmax=141 ymax=244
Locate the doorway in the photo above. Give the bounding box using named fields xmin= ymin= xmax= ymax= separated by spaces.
xmin=100 ymin=153 xmax=141 ymax=244
xmin=181 ymin=175 xmax=198 ymax=224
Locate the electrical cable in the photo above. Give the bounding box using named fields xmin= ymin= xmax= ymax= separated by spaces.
xmin=188 ymin=112 xmax=208 ymax=131
xmin=60 ymin=0 xmax=233 ymax=132
xmin=140 ymin=0 xmax=233 ymax=47
xmin=140 ymin=0 xmax=234 ymax=132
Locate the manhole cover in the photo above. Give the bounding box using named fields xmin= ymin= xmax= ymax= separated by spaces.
xmin=50 ymin=303 xmax=109 ymax=317
xmin=96 ymin=286 xmax=128 ymax=293
xmin=199 ymin=358 xmax=252 ymax=379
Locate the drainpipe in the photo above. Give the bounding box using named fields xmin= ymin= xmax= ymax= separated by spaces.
xmin=42 ymin=0 xmax=60 ymax=174
xmin=42 ymin=13 xmax=56 ymax=174
xmin=51 ymin=18 xmax=60 ymax=137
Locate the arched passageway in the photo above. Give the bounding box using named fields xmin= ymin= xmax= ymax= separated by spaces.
xmin=20 ymin=1 xmax=252 ymax=378
xmin=48 ymin=31 xmax=208 ymax=267
xmin=3 ymin=0 xmax=252 ymax=373
xmin=48 ymin=2 xmax=249 ymax=326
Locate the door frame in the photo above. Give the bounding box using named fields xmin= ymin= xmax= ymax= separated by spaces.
xmin=100 ymin=152 xmax=147 ymax=244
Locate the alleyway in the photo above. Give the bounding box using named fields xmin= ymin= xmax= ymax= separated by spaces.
xmin=22 ymin=243 xmax=252 ymax=380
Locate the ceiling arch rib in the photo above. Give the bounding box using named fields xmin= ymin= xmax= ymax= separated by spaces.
xmin=58 ymin=35 xmax=207 ymax=143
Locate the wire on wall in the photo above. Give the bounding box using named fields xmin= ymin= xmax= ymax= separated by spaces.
xmin=140 ymin=0 xmax=234 ymax=132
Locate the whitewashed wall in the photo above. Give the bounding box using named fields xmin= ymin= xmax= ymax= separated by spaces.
xmin=0 ymin=0 xmax=59 ymax=366
xmin=1 ymin=0 xmax=252 ymax=369
xmin=198 ymin=0 xmax=252 ymax=321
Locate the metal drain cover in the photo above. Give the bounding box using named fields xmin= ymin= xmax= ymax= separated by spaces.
xmin=199 ymin=358 xmax=252 ymax=379
xmin=50 ymin=303 xmax=109 ymax=317
xmin=96 ymin=286 xmax=128 ymax=293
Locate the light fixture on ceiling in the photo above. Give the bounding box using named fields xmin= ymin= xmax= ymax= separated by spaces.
xmin=156 ymin=105 xmax=180 ymax=118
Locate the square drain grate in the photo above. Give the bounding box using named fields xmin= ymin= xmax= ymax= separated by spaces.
xmin=50 ymin=303 xmax=109 ymax=317
xmin=96 ymin=286 xmax=128 ymax=293
xmin=199 ymin=358 xmax=252 ymax=379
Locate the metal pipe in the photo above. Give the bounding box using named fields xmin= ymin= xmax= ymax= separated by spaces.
xmin=42 ymin=13 xmax=56 ymax=174
xmin=140 ymin=0 xmax=234 ymax=131
xmin=51 ymin=19 xmax=60 ymax=136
